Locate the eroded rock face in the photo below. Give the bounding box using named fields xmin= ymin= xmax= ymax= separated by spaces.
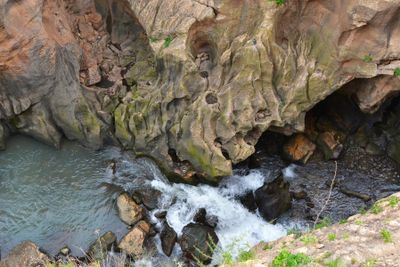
xmin=1 ymin=0 xmax=400 ymax=181
xmin=0 ymin=241 xmax=50 ymax=267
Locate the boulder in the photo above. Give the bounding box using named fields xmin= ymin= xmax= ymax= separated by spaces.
xmin=179 ymin=223 xmax=219 ymax=264
xmin=132 ymin=188 xmax=161 ymax=210
xmin=282 ymin=134 xmax=316 ymax=164
xmin=118 ymin=220 xmax=150 ymax=260
xmin=117 ymin=192 xmax=144 ymax=225
xmin=0 ymin=241 xmax=50 ymax=267
xmin=317 ymin=131 xmax=344 ymax=160
xmin=254 ymin=175 xmax=292 ymax=221
xmin=160 ymin=222 xmax=177 ymax=256
xmin=87 ymin=231 xmax=117 ymax=261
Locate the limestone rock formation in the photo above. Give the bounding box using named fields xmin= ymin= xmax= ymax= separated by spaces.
xmin=1 ymin=0 xmax=400 ymax=181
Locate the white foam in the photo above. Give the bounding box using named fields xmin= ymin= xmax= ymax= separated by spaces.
xmin=149 ymin=170 xmax=287 ymax=259
xmin=283 ymin=164 xmax=297 ymax=181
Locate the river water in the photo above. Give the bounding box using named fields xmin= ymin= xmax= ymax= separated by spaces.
xmin=0 ymin=136 xmax=293 ymax=261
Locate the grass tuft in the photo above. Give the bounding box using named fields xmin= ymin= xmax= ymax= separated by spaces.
xmin=380 ymin=228 xmax=393 ymax=243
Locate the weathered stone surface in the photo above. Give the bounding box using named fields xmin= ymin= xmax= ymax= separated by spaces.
xmin=116 ymin=192 xmax=144 ymax=226
xmin=118 ymin=220 xmax=150 ymax=259
xmin=1 ymin=0 xmax=400 ymax=181
xmin=0 ymin=241 xmax=50 ymax=267
xmin=254 ymin=175 xmax=291 ymax=221
xmin=160 ymin=222 xmax=177 ymax=257
xmin=179 ymin=223 xmax=219 ymax=264
xmin=87 ymin=231 xmax=117 ymax=261
xmin=233 ymin=192 xmax=400 ymax=267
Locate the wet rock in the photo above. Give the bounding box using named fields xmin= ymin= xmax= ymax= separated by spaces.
xmin=179 ymin=223 xmax=219 ymax=264
xmin=132 ymin=188 xmax=161 ymax=210
xmin=160 ymin=222 xmax=177 ymax=256
xmin=117 ymin=192 xmax=144 ymax=225
xmin=206 ymin=215 xmax=219 ymax=228
xmin=0 ymin=241 xmax=50 ymax=267
xmin=254 ymin=175 xmax=292 ymax=221
xmin=239 ymin=191 xmax=258 ymax=211
xmin=154 ymin=210 xmax=167 ymax=219
xmin=193 ymin=208 xmax=207 ymax=224
xmin=282 ymin=134 xmax=316 ymax=164
xmin=317 ymin=132 xmax=343 ymax=160
xmin=291 ymin=190 xmax=307 ymax=200
xmin=118 ymin=220 xmax=150 ymax=259
xmin=87 ymin=231 xmax=117 ymax=261
xmin=59 ymin=246 xmax=71 ymax=256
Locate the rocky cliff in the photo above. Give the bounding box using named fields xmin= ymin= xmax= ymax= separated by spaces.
xmin=1 ymin=0 xmax=400 ymax=181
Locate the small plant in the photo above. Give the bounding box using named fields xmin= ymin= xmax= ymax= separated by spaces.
xmin=370 ymin=203 xmax=383 ymax=214
xmin=327 ymin=233 xmax=337 ymax=241
xmin=263 ymin=244 xmax=273 ymax=250
xmin=300 ymin=235 xmax=318 ymax=245
xmin=351 ymin=258 xmax=357 ymax=264
xmin=222 ymin=251 xmax=234 ymax=265
xmin=148 ymin=36 xmax=158 ymax=43
xmin=270 ymin=0 xmax=285 ymax=5
xmin=342 ymin=232 xmax=350 ymax=240
xmin=163 ymin=35 xmax=173 ymax=48
xmin=355 ymin=220 xmax=364 ymax=225
xmin=271 ymin=249 xmax=311 ymax=267
xmin=339 ymin=218 xmax=347 ymax=224
xmin=364 ymin=258 xmax=377 ymax=267
xmin=326 ymin=258 xmax=345 ymax=267
xmin=380 ymin=228 xmax=393 ymax=243
xmin=315 ymin=217 xmax=332 ymax=229
xmin=389 ymin=195 xmax=399 ymax=207
xmin=394 ymin=67 xmax=400 ymax=77
xmin=363 ymin=55 xmax=373 ymax=63
xmin=287 ymin=228 xmax=302 ymax=238
xmin=359 ymin=207 xmax=367 ymax=214
xmin=237 ymin=249 xmax=255 ymax=262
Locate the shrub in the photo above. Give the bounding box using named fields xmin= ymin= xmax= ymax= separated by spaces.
xmin=327 ymin=233 xmax=336 ymax=241
xmin=315 ymin=217 xmax=331 ymax=229
xmin=237 ymin=249 xmax=255 ymax=262
xmin=394 ymin=67 xmax=400 ymax=77
xmin=370 ymin=203 xmax=383 ymax=214
xmin=300 ymin=235 xmax=318 ymax=245
xmin=389 ymin=195 xmax=399 ymax=207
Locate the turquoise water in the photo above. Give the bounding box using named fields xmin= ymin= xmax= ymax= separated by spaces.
xmin=0 ymin=136 xmax=129 ymax=256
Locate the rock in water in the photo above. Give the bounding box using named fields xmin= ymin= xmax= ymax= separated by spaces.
xmin=132 ymin=188 xmax=161 ymax=210
xmin=118 ymin=220 xmax=150 ymax=260
xmin=254 ymin=175 xmax=292 ymax=221
xmin=0 ymin=241 xmax=50 ymax=267
xmin=160 ymin=222 xmax=177 ymax=256
xmin=87 ymin=231 xmax=117 ymax=261
xmin=179 ymin=223 xmax=219 ymax=264
xmin=117 ymin=192 xmax=144 ymax=225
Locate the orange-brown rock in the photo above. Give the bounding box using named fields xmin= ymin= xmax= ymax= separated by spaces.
xmin=282 ymin=134 xmax=316 ymax=164
xmin=118 ymin=220 xmax=150 ymax=259
xmin=0 ymin=241 xmax=50 ymax=267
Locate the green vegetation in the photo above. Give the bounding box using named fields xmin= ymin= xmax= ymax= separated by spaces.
xmin=149 ymin=36 xmax=158 ymax=43
xmin=269 ymin=0 xmax=285 ymax=5
xmin=363 ymin=55 xmax=373 ymax=63
xmin=221 ymin=251 xmax=234 ymax=265
xmin=287 ymin=228 xmax=302 ymax=238
xmin=364 ymin=258 xmax=377 ymax=267
xmin=237 ymin=249 xmax=255 ymax=262
xmin=325 ymin=258 xmax=345 ymax=267
xmin=300 ymin=235 xmax=318 ymax=245
xmin=315 ymin=217 xmax=332 ymax=229
xmin=327 ymin=233 xmax=337 ymax=241
xmin=380 ymin=228 xmax=393 ymax=243
xmin=271 ymin=249 xmax=311 ymax=267
xmin=389 ymin=195 xmax=399 ymax=207
xmin=163 ymin=35 xmax=174 ymax=48
xmin=339 ymin=218 xmax=347 ymax=224
xmin=359 ymin=207 xmax=367 ymax=214
xmin=394 ymin=67 xmax=400 ymax=77
xmin=370 ymin=203 xmax=383 ymax=214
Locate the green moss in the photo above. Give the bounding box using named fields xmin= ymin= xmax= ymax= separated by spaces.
xmin=394 ymin=67 xmax=400 ymax=77
xmin=114 ymin=104 xmax=133 ymax=146
xmin=327 ymin=233 xmax=336 ymax=241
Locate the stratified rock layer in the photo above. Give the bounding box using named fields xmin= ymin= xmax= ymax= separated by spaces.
xmin=1 ymin=0 xmax=400 ymax=181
